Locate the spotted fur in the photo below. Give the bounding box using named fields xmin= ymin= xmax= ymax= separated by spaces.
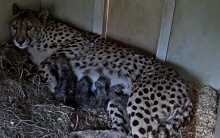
xmin=10 ymin=4 xmax=193 ymax=138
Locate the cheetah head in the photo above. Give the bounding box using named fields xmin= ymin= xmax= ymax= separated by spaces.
xmin=10 ymin=4 xmax=49 ymax=49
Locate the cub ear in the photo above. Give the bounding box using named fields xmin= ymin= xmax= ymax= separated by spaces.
xmin=38 ymin=10 xmax=49 ymax=23
xmin=13 ymin=3 xmax=20 ymax=15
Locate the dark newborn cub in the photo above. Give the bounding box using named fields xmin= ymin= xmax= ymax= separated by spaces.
xmin=50 ymin=57 xmax=129 ymax=112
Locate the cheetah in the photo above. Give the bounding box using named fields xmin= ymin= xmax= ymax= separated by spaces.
xmin=10 ymin=4 xmax=193 ymax=137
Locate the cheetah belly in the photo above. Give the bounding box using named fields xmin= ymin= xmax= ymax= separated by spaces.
xmin=71 ymin=66 xmax=133 ymax=95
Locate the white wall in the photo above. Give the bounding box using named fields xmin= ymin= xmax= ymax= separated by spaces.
xmin=107 ymin=0 xmax=164 ymax=56
xmin=41 ymin=0 xmax=95 ymax=32
xmin=166 ymin=0 xmax=220 ymax=91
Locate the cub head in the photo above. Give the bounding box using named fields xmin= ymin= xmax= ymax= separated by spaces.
xmin=10 ymin=4 xmax=49 ymax=49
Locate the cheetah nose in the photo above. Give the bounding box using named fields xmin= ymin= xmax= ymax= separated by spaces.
xmin=17 ymin=40 xmax=25 ymax=46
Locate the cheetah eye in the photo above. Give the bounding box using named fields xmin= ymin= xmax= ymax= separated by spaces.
xmin=12 ymin=25 xmax=17 ymax=30
xmin=27 ymin=26 xmax=33 ymax=31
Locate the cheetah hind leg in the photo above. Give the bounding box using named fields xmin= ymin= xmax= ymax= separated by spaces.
xmin=107 ymin=101 xmax=131 ymax=135
xmin=107 ymin=85 xmax=131 ymax=135
xmin=39 ymin=54 xmax=65 ymax=93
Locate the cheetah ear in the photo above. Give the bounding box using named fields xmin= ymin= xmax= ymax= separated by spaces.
xmin=12 ymin=3 xmax=20 ymax=15
xmin=38 ymin=10 xmax=49 ymax=23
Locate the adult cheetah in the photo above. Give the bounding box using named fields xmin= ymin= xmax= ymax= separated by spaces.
xmin=10 ymin=4 xmax=193 ymax=138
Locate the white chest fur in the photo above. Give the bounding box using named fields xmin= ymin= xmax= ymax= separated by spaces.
xmin=27 ymin=46 xmax=57 ymax=66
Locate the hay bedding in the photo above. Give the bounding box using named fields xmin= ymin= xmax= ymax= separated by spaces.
xmin=0 ymin=43 xmax=111 ymax=138
xmin=0 ymin=43 xmax=218 ymax=138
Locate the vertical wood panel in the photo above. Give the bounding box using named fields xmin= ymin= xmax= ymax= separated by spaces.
xmin=156 ymin=0 xmax=176 ymax=62
xmin=93 ymin=0 xmax=109 ymax=37
xmin=93 ymin=0 xmax=105 ymax=35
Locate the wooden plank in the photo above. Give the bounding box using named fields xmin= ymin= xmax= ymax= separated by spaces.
xmin=93 ymin=0 xmax=105 ymax=35
xmin=156 ymin=0 xmax=176 ymax=62
xmin=102 ymin=0 xmax=109 ymax=38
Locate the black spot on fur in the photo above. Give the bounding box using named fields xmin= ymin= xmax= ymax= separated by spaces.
xmin=170 ymin=94 xmax=175 ymax=98
xmin=166 ymin=85 xmax=171 ymax=90
xmin=150 ymin=94 xmax=155 ymax=100
xmin=169 ymin=100 xmax=175 ymax=104
xmin=146 ymin=80 xmax=151 ymax=84
xmin=139 ymin=127 xmax=146 ymax=135
xmin=132 ymin=120 xmax=139 ymax=126
xmin=110 ymin=104 xmax=115 ymax=108
xmin=143 ymin=88 xmax=149 ymax=94
xmin=157 ymin=86 xmax=163 ymax=91
xmin=144 ymin=109 xmax=150 ymax=115
xmin=110 ymin=110 xmax=113 ymax=114
xmin=147 ymin=126 xmax=152 ymax=132
xmin=44 ymin=44 xmax=48 ymax=48
xmin=138 ymin=91 xmax=143 ymax=96
xmin=135 ymin=98 xmax=141 ymax=104
xmin=75 ymin=62 xmax=80 ymax=67
xmin=156 ymin=92 xmax=162 ymax=97
xmin=167 ymin=106 xmax=171 ymax=112
xmin=171 ymin=88 xmax=176 ymax=92
xmin=161 ymin=95 xmax=166 ymax=100
xmin=132 ymin=105 xmax=137 ymax=110
xmin=152 ymin=107 xmax=158 ymax=112
xmin=140 ymin=106 xmax=144 ymax=110
xmin=154 ymin=101 xmax=158 ymax=105
xmin=161 ymin=104 xmax=166 ymax=108
xmin=144 ymin=118 xmax=149 ymax=124
xmin=131 ymin=112 xmax=135 ymax=117
xmin=136 ymin=113 xmax=143 ymax=118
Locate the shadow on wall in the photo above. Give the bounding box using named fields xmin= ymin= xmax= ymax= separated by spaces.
xmin=40 ymin=3 xmax=80 ymax=29
xmin=166 ymin=61 xmax=197 ymax=82
xmin=166 ymin=62 xmax=220 ymax=93
xmin=107 ymin=36 xmax=155 ymax=58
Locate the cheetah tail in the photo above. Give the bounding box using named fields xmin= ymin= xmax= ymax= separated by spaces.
xmin=158 ymin=100 xmax=193 ymax=137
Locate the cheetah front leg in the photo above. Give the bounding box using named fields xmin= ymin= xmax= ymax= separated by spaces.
xmin=39 ymin=39 xmax=91 ymax=93
xmin=107 ymin=85 xmax=131 ymax=134
xmin=39 ymin=62 xmax=57 ymax=93
xmin=39 ymin=54 xmax=63 ymax=93
xmin=39 ymin=42 xmax=90 ymax=93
